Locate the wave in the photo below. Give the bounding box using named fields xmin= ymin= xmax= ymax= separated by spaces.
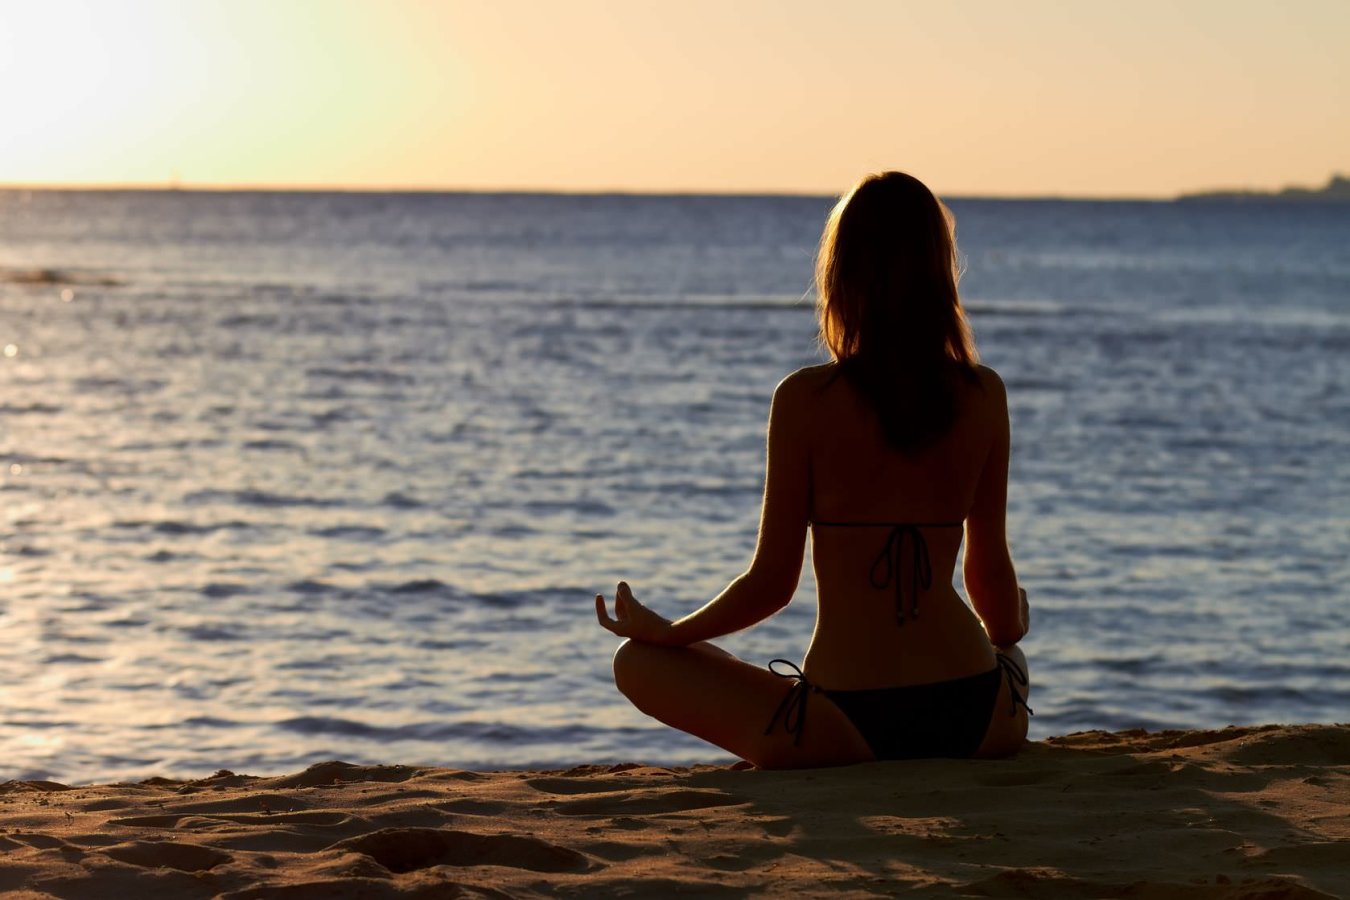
xmin=413 ymin=638 xmax=489 ymax=652
xmin=41 ymin=653 xmax=105 ymax=665
xmin=273 ymin=716 xmax=634 ymax=745
xmin=0 ymin=267 xmax=125 ymax=286
xmin=242 ymin=439 xmax=305 ymax=452
xmin=183 ymin=489 xmax=343 ymax=509
xmin=181 ymin=624 xmax=248 ymax=641
xmin=142 ymin=716 xmax=240 ymax=730
xmin=218 ymin=313 xmax=280 ymax=328
xmin=311 ymin=525 xmax=386 ymax=541
xmin=522 ymin=498 xmax=615 ymax=517
xmin=113 ymin=519 xmax=257 ymax=535
xmin=0 ymin=403 xmax=62 ymax=415
xmin=286 ymin=579 xmax=335 ymax=594
xmin=200 ymin=582 xmax=250 ymax=599
xmin=388 ymin=578 xmax=451 ymax=595
xmin=964 ymin=301 xmax=1070 ymax=317
xmin=305 ymin=367 xmax=416 ymax=385
xmin=72 ymin=376 xmax=166 ymax=394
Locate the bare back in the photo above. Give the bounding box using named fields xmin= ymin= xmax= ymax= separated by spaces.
xmin=792 ymin=363 xmax=1012 ymax=689
xmin=600 ymin=358 xmax=1028 ymax=767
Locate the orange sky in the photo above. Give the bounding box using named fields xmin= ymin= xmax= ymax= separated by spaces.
xmin=0 ymin=0 xmax=1346 ymax=196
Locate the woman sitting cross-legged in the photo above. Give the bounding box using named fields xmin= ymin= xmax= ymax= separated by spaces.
xmin=595 ymin=171 xmax=1031 ymax=769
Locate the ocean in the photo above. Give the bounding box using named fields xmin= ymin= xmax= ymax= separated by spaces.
xmin=1 ymin=190 xmax=1346 ymax=783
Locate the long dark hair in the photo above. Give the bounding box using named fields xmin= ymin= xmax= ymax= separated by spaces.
xmin=815 ymin=171 xmax=979 ymax=453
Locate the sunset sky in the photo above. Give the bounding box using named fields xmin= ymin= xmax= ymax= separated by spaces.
xmin=0 ymin=0 xmax=1346 ymax=197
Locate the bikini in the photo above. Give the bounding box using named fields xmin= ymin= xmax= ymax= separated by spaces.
xmin=763 ymin=521 xmax=1032 ymax=759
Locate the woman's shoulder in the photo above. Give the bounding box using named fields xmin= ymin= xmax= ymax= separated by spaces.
xmin=960 ymin=364 xmax=1009 ymax=423
xmin=971 ymin=364 xmax=1007 ymax=396
xmin=774 ymin=363 xmax=839 ymax=405
xmin=767 ymin=365 xmax=840 ymax=431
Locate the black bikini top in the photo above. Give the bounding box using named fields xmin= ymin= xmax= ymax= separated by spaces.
xmin=811 ymin=520 xmax=963 ymax=625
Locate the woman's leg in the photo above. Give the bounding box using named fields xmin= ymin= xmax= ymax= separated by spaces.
xmin=611 ymin=639 xmax=875 ymax=769
xmin=973 ymin=643 xmax=1031 ymax=758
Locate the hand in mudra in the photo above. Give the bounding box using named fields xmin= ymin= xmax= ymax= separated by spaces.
xmin=595 ymin=582 xmax=673 ymax=644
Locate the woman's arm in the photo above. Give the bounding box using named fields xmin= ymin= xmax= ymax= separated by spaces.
xmin=596 ymin=372 xmax=812 ymax=645
xmin=963 ymin=367 xmax=1028 ymax=646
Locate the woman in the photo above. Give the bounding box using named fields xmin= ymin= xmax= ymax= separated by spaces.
xmin=595 ymin=171 xmax=1031 ymax=769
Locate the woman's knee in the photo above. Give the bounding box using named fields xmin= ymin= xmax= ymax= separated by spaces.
xmin=611 ymin=640 xmax=737 ymax=718
xmin=611 ymin=639 xmax=637 ymax=693
xmin=612 ymin=639 xmax=659 ymax=701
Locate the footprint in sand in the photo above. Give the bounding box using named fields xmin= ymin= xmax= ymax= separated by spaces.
xmin=105 ymin=814 xmax=184 ymax=829
xmin=1101 ymin=759 xmax=1175 ymax=778
xmin=332 ymin=827 xmax=591 ymax=874
xmin=971 ymin=768 xmax=1065 ymax=787
xmin=525 ymin=775 xmax=679 ymax=795
xmin=606 ymin=816 xmax=654 ymax=832
xmin=860 ymin=814 xmax=963 ymax=840
xmin=704 ymin=852 xmax=765 ymax=872
xmin=1244 ymin=842 xmax=1350 ymax=871
xmin=756 ymin=816 xmax=795 ymax=838
xmin=0 ymin=780 xmax=76 ymax=799
xmin=264 ymin=761 xmax=421 ymax=789
xmin=432 ymin=798 xmax=510 ymax=816
xmin=1223 ymin=728 xmax=1350 ymax=767
xmin=576 ymin=840 xmax=657 ymax=862
xmin=526 ymin=776 xmax=636 ymax=795
xmin=421 ymin=770 xmax=489 ymax=783
xmin=553 ymin=790 xmax=744 ymax=817
xmin=7 ymin=833 xmax=74 ymax=850
xmin=101 ymin=840 xmax=231 ymax=872
xmin=170 ymin=793 xmax=313 ymax=815
xmin=968 ymin=868 xmax=1332 ymax=899
xmin=80 ymin=798 xmax=134 ymax=812
xmin=109 ymin=811 xmax=354 ymax=829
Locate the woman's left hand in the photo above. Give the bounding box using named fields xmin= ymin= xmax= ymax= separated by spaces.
xmin=595 ymin=582 xmax=674 ymax=644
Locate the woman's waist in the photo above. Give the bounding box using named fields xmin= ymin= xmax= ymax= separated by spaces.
xmin=812 ymin=578 xmax=968 ymax=618
xmin=802 ymin=605 xmax=996 ymax=690
xmin=811 ymin=557 xmax=962 ymax=613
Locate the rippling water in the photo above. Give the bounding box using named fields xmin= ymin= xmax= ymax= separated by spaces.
xmin=1 ymin=190 xmax=1347 ymax=783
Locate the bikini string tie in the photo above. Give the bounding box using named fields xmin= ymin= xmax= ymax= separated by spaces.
xmin=995 ymin=653 xmax=1034 ymax=717
xmin=763 ymin=659 xmax=816 ymax=746
xmin=868 ymin=524 xmax=932 ymax=625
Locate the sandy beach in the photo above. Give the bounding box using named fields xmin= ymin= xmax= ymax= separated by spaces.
xmin=0 ymin=724 xmax=1344 ymax=898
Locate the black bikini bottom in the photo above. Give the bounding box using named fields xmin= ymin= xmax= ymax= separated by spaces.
xmin=764 ymin=654 xmax=1031 ymax=760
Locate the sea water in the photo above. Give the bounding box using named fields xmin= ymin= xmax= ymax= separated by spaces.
xmin=1 ymin=190 xmax=1346 ymax=783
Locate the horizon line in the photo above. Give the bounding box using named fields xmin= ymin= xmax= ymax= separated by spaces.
xmin=0 ymin=180 xmax=1183 ymax=202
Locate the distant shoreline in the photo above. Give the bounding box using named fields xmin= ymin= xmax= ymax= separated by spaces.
xmin=1177 ymin=173 xmax=1350 ymax=203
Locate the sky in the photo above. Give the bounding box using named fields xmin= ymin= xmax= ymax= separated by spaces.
xmin=0 ymin=0 xmax=1346 ymax=197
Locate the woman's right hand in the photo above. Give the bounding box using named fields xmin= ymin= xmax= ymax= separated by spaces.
xmin=1018 ymin=587 xmax=1030 ymax=638
xmin=595 ymin=582 xmax=675 ymax=644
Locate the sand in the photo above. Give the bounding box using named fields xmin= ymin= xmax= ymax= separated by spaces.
xmin=1 ymin=724 xmax=1346 ymax=898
